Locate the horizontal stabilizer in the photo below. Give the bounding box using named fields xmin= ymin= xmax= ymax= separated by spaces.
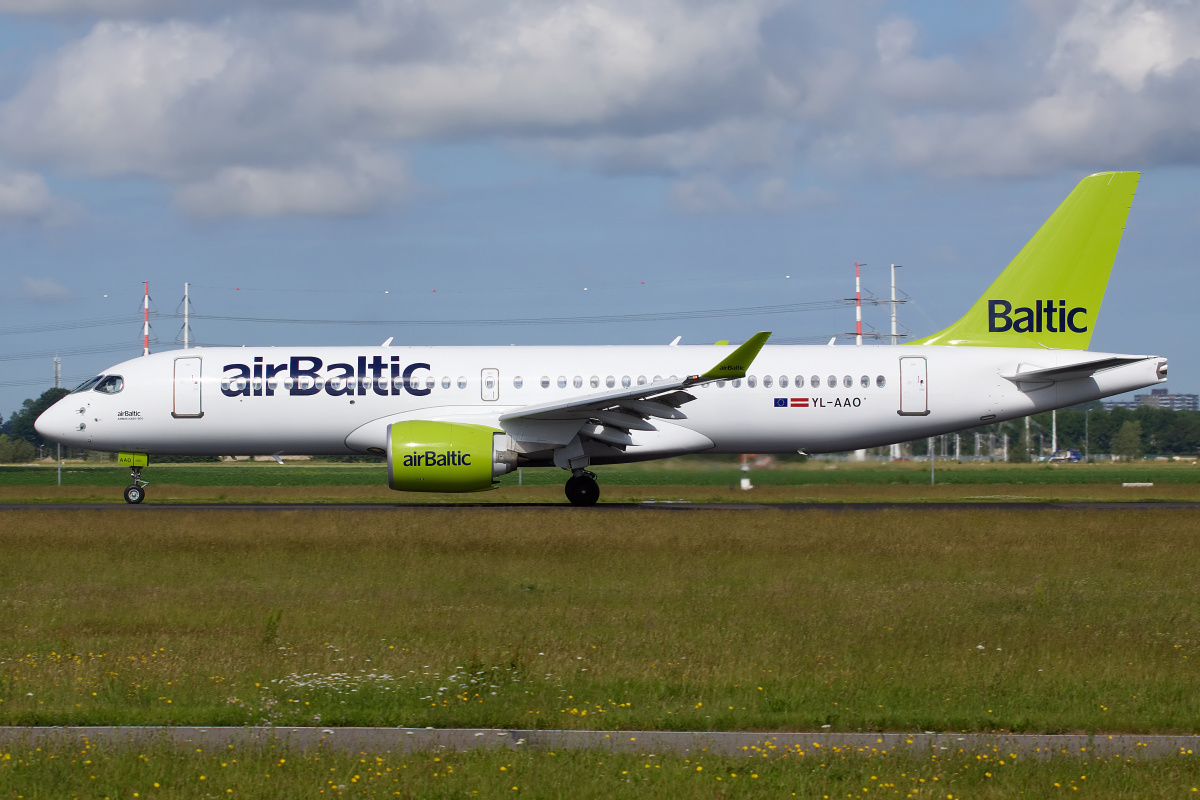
xmin=1002 ymin=356 xmax=1149 ymax=384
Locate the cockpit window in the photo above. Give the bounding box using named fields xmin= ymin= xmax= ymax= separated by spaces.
xmin=94 ymin=375 xmax=124 ymax=395
xmin=70 ymin=376 xmax=103 ymax=394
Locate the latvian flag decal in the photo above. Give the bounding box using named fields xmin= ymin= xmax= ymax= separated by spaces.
xmin=774 ymin=398 xmax=810 ymax=408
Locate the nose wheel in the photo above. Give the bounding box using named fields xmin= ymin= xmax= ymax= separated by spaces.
xmin=564 ymin=471 xmax=600 ymax=506
xmin=124 ymin=466 xmax=148 ymax=504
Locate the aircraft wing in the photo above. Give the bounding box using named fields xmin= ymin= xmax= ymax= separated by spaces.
xmin=1002 ymin=355 xmax=1150 ymax=385
xmin=498 ymin=332 xmax=770 ymax=446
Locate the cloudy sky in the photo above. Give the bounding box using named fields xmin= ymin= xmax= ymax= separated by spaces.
xmin=1 ymin=0 xmax=1198 ymax=418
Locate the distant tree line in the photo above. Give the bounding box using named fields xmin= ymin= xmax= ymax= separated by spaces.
xmin=906 ymin=402 xmax=1200 ymax=461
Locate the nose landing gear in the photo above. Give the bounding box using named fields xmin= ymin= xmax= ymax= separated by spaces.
xmin=564 ymin=470 xmax=600 ymax=506
xmin=118 ymin=453 xmax=150 ymax=504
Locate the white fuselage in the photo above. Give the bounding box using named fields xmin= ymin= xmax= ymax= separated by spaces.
xmin=36 ymin=343 xmax=1166 ymax=463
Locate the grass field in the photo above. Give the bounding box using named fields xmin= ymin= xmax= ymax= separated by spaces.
xmin=2 ymin=508 xmax=1199 ymax=735
xmin=5 ymin=737 xmax=1200 ymax=798
xmin=2 ymin=459 xmax=1200 ymax=504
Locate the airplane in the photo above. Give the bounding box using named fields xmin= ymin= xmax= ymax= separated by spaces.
xmin=35 ymin=171 xmax=1166 ymax=505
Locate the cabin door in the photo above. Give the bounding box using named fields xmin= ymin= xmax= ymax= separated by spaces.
xmin=898 ymin=356 xmax=929 ymax=416
xmin=173 ymin=357 xmax=204 ymax=418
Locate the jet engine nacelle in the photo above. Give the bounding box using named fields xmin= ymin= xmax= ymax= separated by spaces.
xmin=387 ymin=421 xmax=517 ymax=492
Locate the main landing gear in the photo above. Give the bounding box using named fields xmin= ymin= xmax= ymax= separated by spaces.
xmin=124 ymin=466 xmax=148 ymax=504
xmin=564 ymin=470 xmax=600 ymax=506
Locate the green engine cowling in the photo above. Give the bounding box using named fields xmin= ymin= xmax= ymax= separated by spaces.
xmin=387 ymin=421 xmax=517 ymax=492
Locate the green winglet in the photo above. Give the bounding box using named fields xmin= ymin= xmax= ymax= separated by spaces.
xmin=700 ymin=331 xmax=771 ymax=379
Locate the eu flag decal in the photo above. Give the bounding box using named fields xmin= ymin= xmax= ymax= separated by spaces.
xmin=773 ymin=398 xmax=787 ymax=408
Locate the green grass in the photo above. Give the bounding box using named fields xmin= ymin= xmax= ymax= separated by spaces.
xmin=4 ymin=738 xmax=1200 ymax=798
xmin=2 ymin=508 xmax=1200 ymax=734
xmin=2 ymin=460 xmax=1200 ymax=504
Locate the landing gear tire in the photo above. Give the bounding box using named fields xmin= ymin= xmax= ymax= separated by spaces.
xmin=123 ymin=484 xmax=145 ymax=504
xmin=565 ymin=473 xmax=600 ymax=506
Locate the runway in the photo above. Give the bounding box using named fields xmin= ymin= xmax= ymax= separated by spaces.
xmin=1 ymin=726 xmax=1197 ymax=759
xmin=2 ymin=501 xmax=1199 ymax=512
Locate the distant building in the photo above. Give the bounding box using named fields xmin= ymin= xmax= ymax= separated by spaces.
xmin=1102 ymin=387 xmax=1200 ymax=412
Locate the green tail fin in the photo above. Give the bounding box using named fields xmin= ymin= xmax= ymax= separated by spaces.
xmin=913 ymin=171 xmax=1139 ymax=349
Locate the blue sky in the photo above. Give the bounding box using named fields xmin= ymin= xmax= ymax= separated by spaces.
xmin=1 ymin=0 xmax=1198 ymax=419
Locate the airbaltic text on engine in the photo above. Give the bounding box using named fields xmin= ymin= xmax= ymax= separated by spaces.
xmin=402 ymin=450 xmax=471 ymax=467
xmin=221 ymin=356 xmax=432 ymax=397
xmin=989 ymin=300 xmax=1088 ymax=334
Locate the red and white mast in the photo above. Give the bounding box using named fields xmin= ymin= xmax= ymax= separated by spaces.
xmin=142 ymin=281 xmax=151 ymax=356
xmin=854 ymin=262 xmax=863 ymax=346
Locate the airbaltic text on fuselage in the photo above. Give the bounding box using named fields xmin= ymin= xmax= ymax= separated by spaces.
xmin=402 ymin=450 xmax=472 ymax=468
xmin=989 ymin=300 xmax=1088 ymax=334
xmin=221 ymin=356 xmax=432 ymax=398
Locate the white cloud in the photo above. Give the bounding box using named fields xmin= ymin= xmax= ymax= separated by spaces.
xmin=2 ymin=0 xmax=1200 ymax=212
xmin=17 ymin=275 xmax=71 ymax=302
xmin=174 ymin=146 xmax=406 ymax=217
xmin=669 ymin=175 xmax=742 ymax=214
xmin=0 ymin=168 xmax=72 ymax=225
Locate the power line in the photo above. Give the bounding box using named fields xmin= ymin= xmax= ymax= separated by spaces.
xmin=189 ymin=301 xmax=847 ymax=328
xmin=0 ymin=343 xmax=138 ymax=363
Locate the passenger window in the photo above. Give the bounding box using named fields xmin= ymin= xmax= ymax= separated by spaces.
xmin=876 ymin=375 xmax=886 ymax=388
xmin=541 ymin=376 xmax=550 ymax=389
xmin=779 ymin=375 xmax=788 ymax=388
xmin=606 ymin=376 xmax=615 ymax=388
xmin=637 ymin=375 xmax=647 ymax=386
xmin=457 ymin=376 xmax=467 ymax=389
xmin=860 ymin=375 xmax=869 ymax=388
xmin=812 ymin=375 xmax=820 ymax=388
xmin=558 ymin=376 xmax=567 ymax=388
xmin=653 ymin=375 xmax=662 ymax=382
xmin=425 ymin=377 xmax=435 ymax=390
xmin=748 ymin=375 xmax=757 ymax=388
xmin=590 ymin=376 xmax=600 ymax=388
xmin=717 ymin=379 xmax=726 ymax=388
xmin=669 ymin=375 xmax=678 ymax=381
xmin=763 ymin=375 xmax=773 ymax=388
xmin=513 ymin=376 xmax=524 ymax=389
xmin=732 ymin=378 xmax=741 ymax=388
xmin=94 ymin=375 xmax=124 ymax=394
xmin=621 ymin=376 xmax=631 ymax=388
xmin=574 ymin=376 xmax=583 ymax=388
xmin=827 ymin=375 xmax=836 ymax=388
xmin=442 ymin=377 xmax=451 ymax=389
xmin=843 ymin=375 xmax=852 ymax=388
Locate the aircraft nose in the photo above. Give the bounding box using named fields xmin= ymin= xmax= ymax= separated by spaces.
xmin=35 ymin=400 xmax=71 ymax=443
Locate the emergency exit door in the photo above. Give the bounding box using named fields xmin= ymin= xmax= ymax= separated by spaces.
xmin=898 ymin=356 xmax=929 ymax=416
xmin=481 ymin=368 xmax=500 ymax=401
xmin=173 ymin=357 xmax=204 ymax=418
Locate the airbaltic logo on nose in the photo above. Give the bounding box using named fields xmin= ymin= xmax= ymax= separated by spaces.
xmin=989 ymin=300 xmax=1089 ymax=334
xmin=402 ymin=450 xmax=472 ymax=467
